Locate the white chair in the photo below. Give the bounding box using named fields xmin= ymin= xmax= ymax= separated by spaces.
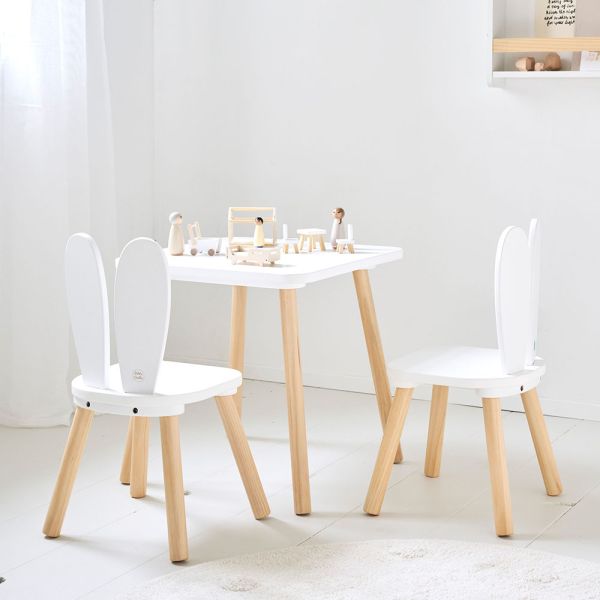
xmin=364 ymin=220 xmax=561 ymax=536
xmin=43 ymin=235 xmax=270 ymax=562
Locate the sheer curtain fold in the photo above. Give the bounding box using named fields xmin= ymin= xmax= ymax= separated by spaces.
xmin=0 ymin=0 xmax=118 ymax=426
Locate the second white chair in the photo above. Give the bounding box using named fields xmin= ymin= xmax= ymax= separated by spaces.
xmin=364 ymin=220 xmax=562 ymax=536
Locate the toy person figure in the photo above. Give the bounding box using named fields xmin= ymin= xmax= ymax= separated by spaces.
xmin=330 ymin=207 xmax=346 ymax=250
xmin=254 ymin=216 xmax=265 ymax=248
xmin=168 ymin=212 xmax=185 ymax=255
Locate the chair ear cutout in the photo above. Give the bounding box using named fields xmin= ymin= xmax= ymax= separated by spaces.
xmin=495 ymin=226 xmax=531 ymax=374
xmin=65 ymin=233 xmax=110 ymax=389
xmin=115 ymin=238 xmax=171 ymax=394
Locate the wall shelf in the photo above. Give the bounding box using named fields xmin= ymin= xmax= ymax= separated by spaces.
xmin=493 ymin=70 xmax=600 ymax=79
xmin=493 ymin=36 xmax=600 ymax=53
xmin=489 ymin=1 xmax=600 ymax=85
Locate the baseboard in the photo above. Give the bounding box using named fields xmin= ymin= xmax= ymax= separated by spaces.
xmin=166 ymin=353 xmax=600 ymax=422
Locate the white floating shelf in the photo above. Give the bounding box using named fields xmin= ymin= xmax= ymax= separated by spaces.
xmin=493 ymin=70 xmax=600 ymax=79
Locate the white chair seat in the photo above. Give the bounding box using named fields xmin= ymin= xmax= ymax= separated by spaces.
xmin=388 ymin=346 xmax=545 ymax=397
xmin=72 ymin=361 xmax=241 ymax=417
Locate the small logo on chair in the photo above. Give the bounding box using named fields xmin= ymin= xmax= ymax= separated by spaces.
xmin=133 ymin=369 xmax=144 ymax=381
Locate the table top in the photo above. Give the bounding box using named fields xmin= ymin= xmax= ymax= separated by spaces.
xmin=166 ymin=244 xmax=403 ymax=289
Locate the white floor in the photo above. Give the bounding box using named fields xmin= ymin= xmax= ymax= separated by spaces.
xmin=2 ymin=380 xmax=600 ymax=599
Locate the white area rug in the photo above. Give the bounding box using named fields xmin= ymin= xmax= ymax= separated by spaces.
xmin=118 ymin=539 xmax=600 ymax=600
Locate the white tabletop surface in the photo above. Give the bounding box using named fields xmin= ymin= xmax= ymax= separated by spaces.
xmin=166 ymin=244 xmax=403 ymax=289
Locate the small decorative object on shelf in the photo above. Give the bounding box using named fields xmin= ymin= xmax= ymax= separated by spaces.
xmin=297 ymin=228 xmax=327 ymax=253
xmin=544 ymin=51 xmax=562 ymax=70
xmin=281 ymin=223 xmax=299 ymax=254
xmin=579 ymin=50 xmax=600 ymax=70
xmin=516 ymin=56 xmax=536 ymax=71
xmin=336 ymin=224 xmax=355 ymax=254
xmin=254 ymin=217 xmax=265 ymax=248
xmin=168 ymin=212 xmax=184 ymax=256
xmin=536 ymin=0 xmax=577 ymax=38
xmin=516 ymin=53 xmax=561 ymax=72
xmin=329 ymin=208 xmax=346 ymax=251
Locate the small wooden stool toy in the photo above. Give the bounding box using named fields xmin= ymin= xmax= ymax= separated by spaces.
xmin=297 ymin=228 xmax=326 ymax=252
xmin=281 ymin=224 xmax=299 ymax=254
xmin=336 ymin=224 xmax=355 ymax=253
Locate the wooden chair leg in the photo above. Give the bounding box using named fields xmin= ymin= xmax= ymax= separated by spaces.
xmin=353 ymin=269 xmax=402 ymax=463
xmin=130 ymin=416 xmax=150 ymax=498
xmin=482 ymin=398 xmax=513 ymax=537
xmin=364 ymin=388 xmax=413 ymax=515
xmin=229 ymin=286 xmax=247 ymax=416
xmin=319 ymin=235 xmax=326 ymax=251
xmin=120 ymin=417 xmax=134 ymax=485
xmin=280 ymin=288 xmax=311 ymax=515
xmin=348 ymin=243 xmax=355 ymax=253
xmin=43 ymin=407 xmax=94 ymax=538
xmin=298 ymin=235 xmax=304 ymax=251
xmin=293 ymin=243 xmax=299 ymax=254
xmin=521 ymin=388 xmax=562 ymax=496
xmin=424 ymin=385 xmax=449 ymax=478
xmin=159 ymin=416 xmax=188 ymax=562
xmin=215 ymin=395 xmax=271 ymax=519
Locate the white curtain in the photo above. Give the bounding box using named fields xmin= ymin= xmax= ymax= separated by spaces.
xmin=0 ymin=0 xmax=118 ymax=426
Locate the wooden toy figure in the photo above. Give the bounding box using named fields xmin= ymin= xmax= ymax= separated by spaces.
xmin=254 ymin=217 xmax=265 ymax=248
xmin=330 ymin=207 xmax=345 ymax=250
xmin=168 ymin=212 xmax=184 ymax=256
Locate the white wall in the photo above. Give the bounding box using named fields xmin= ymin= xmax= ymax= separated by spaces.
xmin=154 ymin=0 xmax=600 ymax=419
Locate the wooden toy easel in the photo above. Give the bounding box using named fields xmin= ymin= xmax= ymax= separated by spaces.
xmin=228 ymin=207 xmax=277 ymax=251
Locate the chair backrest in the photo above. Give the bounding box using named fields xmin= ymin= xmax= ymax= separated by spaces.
xmin=527 ymin=219 xmax=541 ymax=365
xmin=114 ymin=238 xmax=171 ymax=394
xmin=65 ymin=233 xmax=110 ymax=389
xmin=494 ymin=225 xmax=532 ymax=374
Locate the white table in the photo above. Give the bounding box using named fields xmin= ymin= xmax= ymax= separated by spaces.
xmin=167 ymin=244 xmax=403 ymax=515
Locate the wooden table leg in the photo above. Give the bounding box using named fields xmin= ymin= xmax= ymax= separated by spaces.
xmin=319 ymin=235 xmax=326 ymax=251
xmin=279 ymin=289 xmax=311 ymax=515
xmin=230 ymin=286 xmax=248 ymax=416
xmin=353 ymin=270 xmax=402 ymax=463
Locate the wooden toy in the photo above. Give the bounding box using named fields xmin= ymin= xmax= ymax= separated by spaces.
xmin=515 ymin=56 xmax=535 ymax=71
xmin=196 ymin=238 xmax=222 ymax=256
xmin=336 ymin=224 xmax=355 ymax=254
xmin=186 ymin=221 xmax=220 ymax=256
xmin=228 ymin=207 xmax=277 ymax=252
xmin=187 ymin=222 xmax=200 ymax=255
xmin=281 ymin=223 xmax=299 ymax=254
xmin=297 ymin=228 xmax=327 ymax=252
xmin=329 ymin=208 xmax=346 ymax=250
xmin=230 ymin=246 xmax=281 ymax=267
xmin=168 ymin=212 xmax=184 ymax=256
xmin=254 ymin=217 xmax=265 ymax=247
xmin=544 ymin=52 xmax=562 ymax=71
